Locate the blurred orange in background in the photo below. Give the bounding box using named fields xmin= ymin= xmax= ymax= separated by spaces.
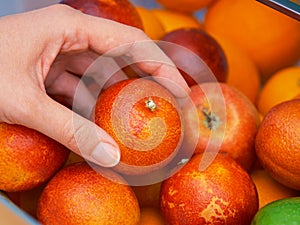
xmin=213 ymin=36 xmax=261 ymax=103
xmin=256 ymin=66 xmax=300 ymax=116
xmin=135 ymin=6 xmax=165 ymax=40
xmin=155 ymin=0 xmax=215 ymax=13
xmin=151 ymin=8 xmax=201 ymax=33
xmin=204 ymin=0 xmax=300 ymax=81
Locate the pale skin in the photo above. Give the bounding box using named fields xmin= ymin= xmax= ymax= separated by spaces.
xmin=0 ymin=4 xmax=190 ymax=167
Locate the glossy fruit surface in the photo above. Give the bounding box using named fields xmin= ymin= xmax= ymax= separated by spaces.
xmin=0 ymin=123 xmax=70 ymax=192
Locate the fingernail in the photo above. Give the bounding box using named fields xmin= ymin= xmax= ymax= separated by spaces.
xmin=91 ymin=143 xmax=120 ymax=167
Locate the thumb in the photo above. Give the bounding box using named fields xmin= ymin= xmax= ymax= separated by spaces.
xmin=22 ymin=93 xmax=120 ymax=167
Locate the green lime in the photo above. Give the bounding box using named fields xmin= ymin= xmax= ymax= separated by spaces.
xmin=251 ymin=197 xmax=300 ymax=225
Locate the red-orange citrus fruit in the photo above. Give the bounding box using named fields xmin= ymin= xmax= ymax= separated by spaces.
xmin=0 ymin=123 xmax=70 ymax=192
xmin=37 ymin=162 xmax=140 ymax=225
xmin=160 ymin=153 xmax=258 ymax=224
xmin=94 ymin=78 xmax=183 ymax=175
xmin=255 ymin=98 xmax=300 ymax=190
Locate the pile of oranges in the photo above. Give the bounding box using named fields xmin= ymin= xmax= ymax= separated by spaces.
xmin=1 ymin=0 xmax=300 ymax=224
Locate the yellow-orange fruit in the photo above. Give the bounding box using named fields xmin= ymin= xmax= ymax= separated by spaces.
xmin=0 ymin=123 xmax=70 ymax=192
xmin=37 ymin=162 xmax=140 ymax=225
xmin=256 ymin=66 xmax=300 ymax=116
xmin=160 ymin=153 xmax=258 ymax=225
xmin=204 ymin=0 xmax=300 ymax=80
xmin=214 ymin=36 xmax=261 ymax=104
xmin=94 ymin=78 xmax=183 ymax=175
xmin=135 ymin=6 xmax=165 ymax=40
xmin=151 ymin=8 xmax=201 ymax=33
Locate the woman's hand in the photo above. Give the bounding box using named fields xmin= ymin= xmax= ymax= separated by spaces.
xmin=0 ymin=4 xmax=189 ymax=167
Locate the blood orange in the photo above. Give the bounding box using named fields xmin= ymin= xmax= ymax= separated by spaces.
xmin=94 ymin=78 xmax=183 ymax=175
xmin=0 ymin=123 xmax=70 ymax=192
xmin=160 ymin=153 xmax=258 ymax=224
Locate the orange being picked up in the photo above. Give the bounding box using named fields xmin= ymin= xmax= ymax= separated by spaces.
xmin=155 ymin=0 xmax=215 ymax=13
xmin=0 ymin=123 xmax=70 ymax=192
xmin=94 ymin=78 xmax=183 ymax=175
xmin=255 ymin=98 xmax=300 ymax=190
xmin=257 ymin=66 xmax=300 ymax=116
xmin=151 ymin=8 xmax=201 ymax=34
xmin=251 ymin=169 xmax=300 ymax=209
xmin=37 ymin=162 xmax=140 ymax=225
xmin=160 ymin=153 xmax=258 ymax=225
xmin=204 ymin=0 xmax=300 ymax=80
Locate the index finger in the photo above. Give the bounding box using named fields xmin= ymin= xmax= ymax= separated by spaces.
xmin=80 ymin=11 xmax=190 ymax=98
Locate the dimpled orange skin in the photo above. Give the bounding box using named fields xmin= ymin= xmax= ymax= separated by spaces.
xmin=0 ymin=123 xmax=70 ymax=192
xmin=160 ymin=153 xmax=259 ymax=225
xmin=255 ymin=98 xmax=300 ymax=190
xmin=94 ymin=78 xmax=182 ymax=175
xmin=60 ymin=0 xmax=144 ymax=30
xmin=37 ymin=162 xmax=140 ymax=225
